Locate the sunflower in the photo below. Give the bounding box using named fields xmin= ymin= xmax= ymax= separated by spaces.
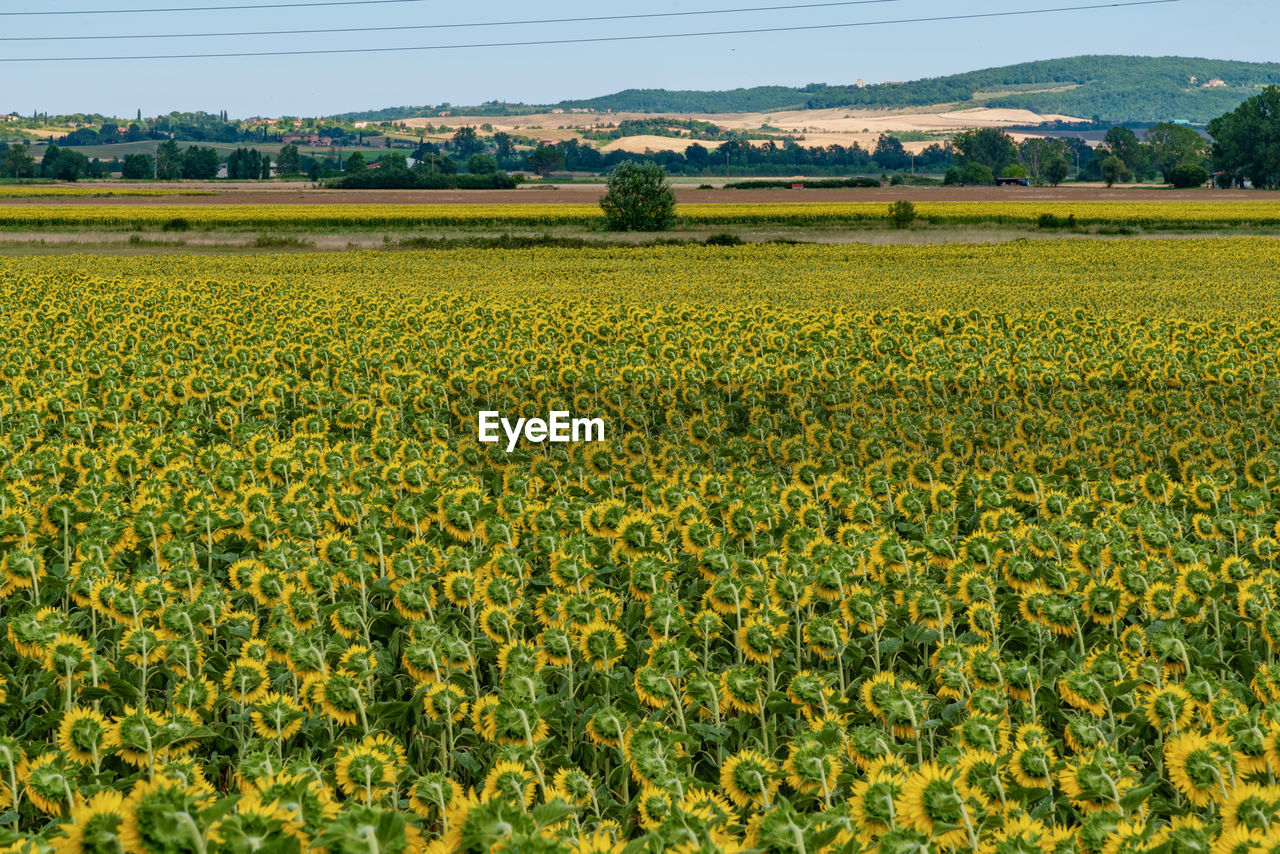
xmin=109 ymin=705 xmax=167 ymax=768
xmin=1141 ymin=685 xmax=1195 ymax=734
xmin=22 ymin=751 xmax=75 ymax=816
xmin=577 ymin=621 xmax=626 ymax=672
xmin=407 ymin=772 xmax=461 ymax=819
xmin=845 ymin=773 xmax=900 ymax=843
xmin=480 ymin=760 xmax=537 ymax=807
xmin=119 ymin=776 xmax=213 ymax=853
xmin=334 ymin=741 xmax=399 ymax=802
xmin=896 ymin=762 xmax=984 ymax=849
xmin=318 ymin=670 xmax=365 ymax=728
xmin=1165 ymin=731 xmax=1236 ymax=807
xmin=221 ymin=657 xmax=271 ymax=706
xmin=549 ymin=767 xmax=595 ymax=808
xmin=782 ymin=737 xmax=843 ymax=798
xmin=57 ymin=707 xmax=110 ymax=766
xmin=1221 ymin=783 xmax=1280 ymax=834
xmin=422 ymin=682 xmax=470 ymax=725
xmin=250 ymin=692 xmax=305 ymax=740
xmin=1010 ymin=741 xmax=1057 ymax=789
xmin=54 ymin=789 xmax=126 ymax=854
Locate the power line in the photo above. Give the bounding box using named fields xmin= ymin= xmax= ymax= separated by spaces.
xmin=0 ymin=0 xmax=910 ymax=41
xmin=0 ymin=0 xmax=431 ymax=14
xmin=0 ymin=0 xmax=1182 ymax=61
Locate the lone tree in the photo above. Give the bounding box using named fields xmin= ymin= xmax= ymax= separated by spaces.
xmin=526 ymin=145 xmax=564 ymax=178
xmin=1100 ymin=155 xmax=1127 ymax=188
xmin=1043 ymin=154 xmax=1070 ymax=187
xmin=600 ymin=161 xmax=676 ymax=231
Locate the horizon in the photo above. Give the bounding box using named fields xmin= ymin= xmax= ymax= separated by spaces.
xmin=3 ymin=0 xmax=1273 ymax=117
xmin=11 ymin=52 xmax=1280 ymax=122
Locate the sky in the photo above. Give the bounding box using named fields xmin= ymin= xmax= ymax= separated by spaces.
xmin=1 ymin=0 xmax=1273 ymax=118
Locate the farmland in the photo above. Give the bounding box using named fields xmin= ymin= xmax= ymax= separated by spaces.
xmin=2 ymin=200 xmax=1280 ymax=231
xmin=1 ymin=238 xmax=1280 ymax=853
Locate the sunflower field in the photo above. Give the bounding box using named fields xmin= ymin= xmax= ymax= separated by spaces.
xmin=2 ymin=200 xmax=1280 ymax=230
xmin=2 ymin=242 xmax=1280 ymax=853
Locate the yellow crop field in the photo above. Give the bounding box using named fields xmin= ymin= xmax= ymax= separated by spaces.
xmin=2 ymin=241 xmax=1280 ymax=852
xmin=2 ymin=200 xmax=1280 ymax=229
xmin=0 ymin=189 xmax=212 ymax=199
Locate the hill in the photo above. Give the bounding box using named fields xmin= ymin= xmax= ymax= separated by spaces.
xmin=338 ymin=56 xmax=1280 ymax=125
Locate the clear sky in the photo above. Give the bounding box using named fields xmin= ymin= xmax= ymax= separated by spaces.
xmin=2 ymin=0 xmax=1272 ymax=118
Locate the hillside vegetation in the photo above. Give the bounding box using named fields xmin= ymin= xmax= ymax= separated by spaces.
xmin=339 ymin=56 xmax=1280 ymax=124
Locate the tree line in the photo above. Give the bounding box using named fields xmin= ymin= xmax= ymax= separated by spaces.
xmin=5 ymin=85 xmax=1280 ymax=187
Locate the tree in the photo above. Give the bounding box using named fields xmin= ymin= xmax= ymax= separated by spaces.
xmin=943 ymin=161 xmax=994 ymax=185
xmin=451 ymin=126 xmax=482 ymax=158
xmin=952 ymin=128 xmax=1017 ymax=175
xmin=1170 ymin=162 xmax=1209 ymax=188
xmin=1 ymin=145 xmax=36 ymax=179
xmin=1001 ymin=164 xmax=1028 ymax=179
xmin=155 ymin=139 xmax=183 ymax=179
xmin=1208 ymin=86 xmax=1280 ymax=189
xmin=344 ymin=151 xmax=366 ymax=173
xmin=600 ymin=161 xmax=676 ymax=231
xmin=872 ymin=134 xmax=910 ymax=170
xmin=1102 ymin=126 xmax=1154 ymax=181
xmin=526 ymin=146 xmax=565 ymax=177
xmin=40 ymin=143 xmax=62 ymax=178
xmin=1100 ymin=155 xmax=1127 ymax=188
xmin=467 ymin=153 xmax=498 ymax=175
xmin=1144 ymin=122 xmax=1208 ymax=183
xmin=1043 ymin=154 xmax=1070 ymax=187
xmin=684 ymin=143 xmax=710 ymax=170
xmin=181 ymin=145 xmax=220 ymax=179
xmin=276 ymin=143 xmax=301 ymax=175
xmin=51 ymin=149 xmax=87 ymax=181
xmin=121 ymin=153 xmax=153 ymax=179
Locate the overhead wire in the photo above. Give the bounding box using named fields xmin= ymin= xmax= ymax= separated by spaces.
xmin=0 ymin=0 xmax=912 ymax=41
xmin=0 ymin=0 xmax=1182 ymax=61
xmin=1 ymin=0 xmax=437 ymax=15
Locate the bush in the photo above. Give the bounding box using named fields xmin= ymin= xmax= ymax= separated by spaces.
xmin=600 ymin=161 xmax=676 ymax=232
xmin=1170 ymin=163 xmax=1209 ymax=189
xmin=1001 ymin=164 xmax=1029 ymax=179
xmin=1036 ymin=213 xmax=1078 ymax=229
xmin=944 ymin=162 xmax=995 ymax=185
xmin=704 ymin=233 xmax=744 ymax=246
xmin=887 ymin=200 xmax=916 ymax=228
xmin=889 ymin=173 xmax=905 ymax=186
xmin=161 ymin=217 xmax=191 ymax=232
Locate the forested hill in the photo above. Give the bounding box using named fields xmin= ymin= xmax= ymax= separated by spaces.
xmin=339 ymin=56 xmax=1280 ymax=124
xmin=562 ymin=57 xmax=1280 ymax=123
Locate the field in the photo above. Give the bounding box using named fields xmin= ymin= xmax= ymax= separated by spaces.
xmin=396 ymin=105 xmax=1083 ymax=156
xmin=2 ymin=200 xmax=1280 ymax=231
xmin=1 ymin=233 xmax=1280 ymax=854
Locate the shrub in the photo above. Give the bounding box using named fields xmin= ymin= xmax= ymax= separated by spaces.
xmin=161 ymin=217 xmax=190 ymax=232
xmin=704 ymin=233 xmax=744 ymax=246
xmin=887 ymin=200 xmax=916 ymax=228
xmin=1170 ymin=163 xmax=1209 ymax=189
xmin=944 ymin=162 xmax=996 ymax=185
xmin=1036 ymin=213 xmax=1078 ymax=229
xmin=600 ymin=161 xmax=676 ymax=232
